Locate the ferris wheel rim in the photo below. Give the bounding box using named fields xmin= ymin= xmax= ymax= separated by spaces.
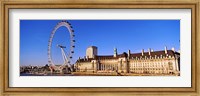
xmin=47 ymin=20 xmax=75 ymax=67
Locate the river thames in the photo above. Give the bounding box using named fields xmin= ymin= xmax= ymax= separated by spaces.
xmin=20 ymin=73 xmax=75 ymax=76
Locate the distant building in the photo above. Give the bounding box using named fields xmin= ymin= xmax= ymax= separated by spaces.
xmin=75 ymin=46 xmax=180 ymax=75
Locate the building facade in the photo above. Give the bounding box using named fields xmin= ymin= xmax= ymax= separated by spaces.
xmin=75 ymin=46 xmax=180 ymax=75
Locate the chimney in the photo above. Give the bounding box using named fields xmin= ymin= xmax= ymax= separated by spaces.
xmin=172 ymin=47 xmax=175 ymax=52
xmin=165 ymin=46 xmax=167 ymax=54
xmin=142 ymin=49 xmax=144 ymax=56
xmin=148 ymin=48 xmax=151 ymax=55
xmin=128 ymin=50 xmax=131 ymax=57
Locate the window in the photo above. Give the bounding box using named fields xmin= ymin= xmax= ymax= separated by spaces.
xmin=168 ymin=62 xmax=173 ymax=70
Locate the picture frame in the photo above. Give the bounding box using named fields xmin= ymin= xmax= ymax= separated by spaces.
xmin=0 ymin=0 xmax=199 ymax=96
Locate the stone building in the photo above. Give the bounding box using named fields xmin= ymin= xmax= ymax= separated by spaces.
xmin=74 ymin=46 xmax=180 ymax=75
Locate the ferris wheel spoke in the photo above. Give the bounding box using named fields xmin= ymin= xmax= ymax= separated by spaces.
xmin=60 ymin=48 xmax=66 ymax=63
xmin=63 ymin=49 xmax=72 ymax=59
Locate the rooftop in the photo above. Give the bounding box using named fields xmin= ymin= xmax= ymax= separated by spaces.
xmin=76 ymin=50 xmax=180 ymax=62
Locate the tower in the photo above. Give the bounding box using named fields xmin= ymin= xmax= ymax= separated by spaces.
xmin=86 ymin=46 xmax=97 ymax=58
xmin=114 ymin=47 xmax=118 ymax=57
xmin=165 ymin=46 xmax=167 ymax=54
xmin=128 ymin=50 xmax=131 ymax=58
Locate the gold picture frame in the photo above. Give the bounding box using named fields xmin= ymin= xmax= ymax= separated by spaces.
xmin=0 ymin=0 xmax=199 ymax=96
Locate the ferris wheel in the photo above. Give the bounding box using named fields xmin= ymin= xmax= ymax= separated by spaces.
xmin=47 ymin=20 xmax=75 ymax=72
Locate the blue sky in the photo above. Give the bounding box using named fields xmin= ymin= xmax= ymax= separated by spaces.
xmin=20 ymin=20 xmax=180 ymax=66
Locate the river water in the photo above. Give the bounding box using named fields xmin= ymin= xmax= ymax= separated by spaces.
xmin=20 ymin=73 xmax=75 ymax=76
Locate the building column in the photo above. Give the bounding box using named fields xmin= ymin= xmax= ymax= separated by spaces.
xmin=118 ymin=59 xmax=122 ymax=73
xmin=175 ymin=59 xmax=179 ymax=71
xmin=97 ymin=63 xmax=99 ymax=70
xmin=94 ymin=61 xmax=97 ymax=73
xmin=172 ymin=60 xmax=176 ymax=73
